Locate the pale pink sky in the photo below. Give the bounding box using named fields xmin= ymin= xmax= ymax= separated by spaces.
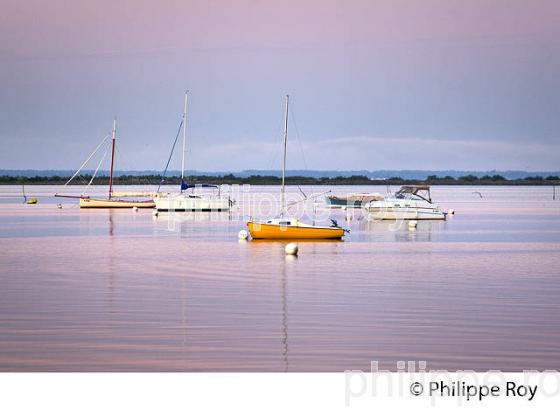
xmin=1 ymin=0 xmax=559 ymax=170
xmin=2 ymin=0 xmax=556 ymax=55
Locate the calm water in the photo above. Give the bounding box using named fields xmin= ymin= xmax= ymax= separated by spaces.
xmin=0 ymin=185 xmax=559 ymax=371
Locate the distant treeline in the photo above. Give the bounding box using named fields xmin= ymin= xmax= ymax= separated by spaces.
xmin=1 ymin=173 xmax=559 ymax=185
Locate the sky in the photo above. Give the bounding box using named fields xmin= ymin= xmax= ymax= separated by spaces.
xmin=0 ymin=0 xmax=559 ymax=172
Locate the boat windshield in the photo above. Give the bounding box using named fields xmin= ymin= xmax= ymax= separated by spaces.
xmin=394 ymin=185 xmax=432 ymax=203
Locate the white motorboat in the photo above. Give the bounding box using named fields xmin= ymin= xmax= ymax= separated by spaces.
xmin=365 ymin=185 xmax=446 ymax=220
xmin=155 ymin=91 xmax=232 ymax=212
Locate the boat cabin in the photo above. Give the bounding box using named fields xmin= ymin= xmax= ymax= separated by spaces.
xmin=395 ymin=185 xmax=433 ymax=203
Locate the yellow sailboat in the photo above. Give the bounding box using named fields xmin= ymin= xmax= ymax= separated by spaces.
xmin=247 ymin=95 xmax=346 ymax=240
xmin=248 ymin=218 xmax=345 ymax=240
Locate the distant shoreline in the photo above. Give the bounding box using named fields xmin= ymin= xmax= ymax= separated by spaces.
xmin=2 ymin=174 xmax=559 ymax=186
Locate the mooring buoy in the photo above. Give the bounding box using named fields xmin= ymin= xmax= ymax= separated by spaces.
xmin=285 ymin=243 xmax=298 ymax=256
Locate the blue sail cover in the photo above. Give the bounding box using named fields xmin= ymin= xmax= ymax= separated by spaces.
xmin=181 ymin=180 xmax=218 ymax=190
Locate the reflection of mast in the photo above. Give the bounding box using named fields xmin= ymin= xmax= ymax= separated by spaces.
xmin=281 ymin=260 xmax=289 ymax=371
xmin=108 ymin=212 xmax=116 ymax=315
xmin=182 ymin=271 xmax=188 ymax=355
xmin=108 ymin=212 xmax=114 ymax=236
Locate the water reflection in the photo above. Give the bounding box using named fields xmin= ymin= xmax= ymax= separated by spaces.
xmin=281 ymin=258 xmax=289 ymax=371
xmin=181 ymin=271 xmax=189 ymax=368
xmin=107 ymin=212 xmax=117 ymax=316
xmin=362 ymin=219 xmax=447 ymax=242
xmin=154 ymin=211 xmax=235 ymax=239
xmin=1 ymin=186 xmax=560 ymax=371
xmin=109 ymin=212 xmax=114 ymax=236
xmin=156 ymin=211 xmax=233 ymax=223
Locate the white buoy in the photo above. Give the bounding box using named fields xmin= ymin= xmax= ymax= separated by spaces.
xmin=448 ymin=209 xmax=455 ymax=215
xmin=152 ymin=210 xmax=158 ymax=217
xmin=238 ymin=230 xmax=248 ymax=240
xmin=408 ymin=220 xmax=418 ymax=229
xmin=132 ymin=206 xmax=138 ymax=212
xmin=345 ymin=214 xmax=353 ymax=221
xmin=56 ymin=204 xmax=62 ymax=209
xmin=285 ymin=242 xmax=298 ymax=256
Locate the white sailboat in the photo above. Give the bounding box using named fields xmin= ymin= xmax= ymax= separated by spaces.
xmin=154 ymin=91 xmax=232 ymax=212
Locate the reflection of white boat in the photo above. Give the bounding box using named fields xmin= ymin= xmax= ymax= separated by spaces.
xmin=365 ymin=185 xmax=446 ymax=220
xmin=154 ymin=91 xmax=231 ymax=212
xmin=155 ymin=189 xmax=231 ymax=212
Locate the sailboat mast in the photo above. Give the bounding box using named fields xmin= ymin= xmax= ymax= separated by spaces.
xmin=108 ymin=118 xmax=117 ymax=199
xmin=281 ymin=94 xmax=289 ymax=217
xmin=181 ymin=91 xmax=188 ymax=189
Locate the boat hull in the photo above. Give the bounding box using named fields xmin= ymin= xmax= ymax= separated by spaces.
xmin=154 ymin=195 xmax=231 ymax=212
xmin=79 ymin=198 xmax=155 ymax=208
xmin=325 ymin=196 xmax=364 ymax=208
xmin=366 ymin=206 xmax=446 ymax=220
xmin=247 ymin=221 xmax=345 ymax=240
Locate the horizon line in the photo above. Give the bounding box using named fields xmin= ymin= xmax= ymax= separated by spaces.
xmin=2 ymin=168 xmax=560 ymax=173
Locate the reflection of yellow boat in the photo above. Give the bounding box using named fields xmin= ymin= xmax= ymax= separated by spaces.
xmin=247 ymin=219 xmax=345 ymax=240
xmin=79 ymin=197 xmax=154 ymax=208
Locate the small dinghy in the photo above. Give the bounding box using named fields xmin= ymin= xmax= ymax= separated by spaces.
xmin=325 ymin=193 xmax=384 ymax=208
